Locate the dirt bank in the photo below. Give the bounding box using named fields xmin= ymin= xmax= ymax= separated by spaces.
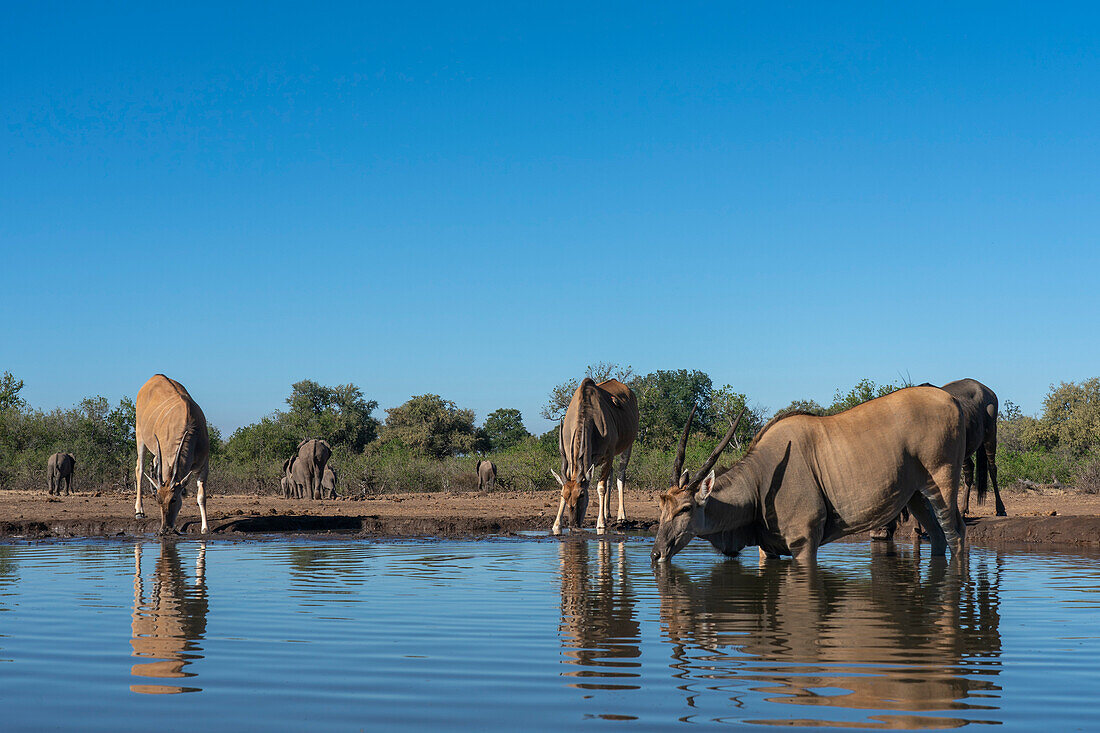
xmin=1 ymin=487 xmax=1099 ymax=547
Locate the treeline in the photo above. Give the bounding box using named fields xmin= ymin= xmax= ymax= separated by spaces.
xmin=1 ymin=368 xmax=1098 ymax=495
xmin=220 ymin=371 xmax=763 ymax=495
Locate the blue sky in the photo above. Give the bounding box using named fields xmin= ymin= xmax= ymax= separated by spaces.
xmin=2 ymin=2 xmax=1098 ymax=435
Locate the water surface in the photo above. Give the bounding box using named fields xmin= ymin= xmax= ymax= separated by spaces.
xmin=0 ymin=537 xmax=1097 ymax=730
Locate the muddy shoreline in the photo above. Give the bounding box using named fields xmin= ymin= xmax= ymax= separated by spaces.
xmin=2 ymin=488 xmax=1099 ymax=548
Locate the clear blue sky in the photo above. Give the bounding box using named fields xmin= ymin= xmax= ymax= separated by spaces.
xmin=2 ymin=2 xmax=1098 ymax=435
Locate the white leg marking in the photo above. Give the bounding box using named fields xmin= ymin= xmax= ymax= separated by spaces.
xmin=616 ymin=478 xmax=626 ymax=521
xmin=134 ymin=446 xmax=146 ymax=519
xmin=552 ymin=493 xmax=566 ymax=535
xmin=196 ymin=477 xmax=209 ymax=534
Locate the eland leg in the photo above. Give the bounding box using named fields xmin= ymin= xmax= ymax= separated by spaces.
xmin=616 ymin=446 xmax=632 ymax=522
xmin=758 ymin=547 xmax=781 ymax=562
xmin=788 ymin=521 xmax=825 ymax=563
xmin=906 ymin=493 xmax=947 ymax=556
xmin=552 ymin=493 xmax=566 ymax=535
xmin=960 ymin=452 xmax=975 ymax=516
xmin=134 ymin=443 xmax=147 ymax=519
xmin=920 ymin=467 xmax=966 ymax=557
xmin=196 ymin=466 xmax=209 ymax=534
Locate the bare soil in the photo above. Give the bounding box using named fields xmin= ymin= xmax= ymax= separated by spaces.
xmin=2 ymin=486 xmax=1099 ymax=547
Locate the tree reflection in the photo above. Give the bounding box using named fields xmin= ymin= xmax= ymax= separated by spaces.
xmin=130 ymin=541 xmax=208 ymax=694
xmin=558 ymin=540 xmax=641 ymax=692
xmin=0 ymin=545 xmax=16 ymax=589
xmin=654 ymin=544 xmax=1003 ymax=729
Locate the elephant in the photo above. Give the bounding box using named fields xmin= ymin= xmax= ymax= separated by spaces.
xmin=475 ymin=459 xmax=496 ymax=491
xmin=293 ymin=439 xmax=332 ymax=500
xmin=321 ymin=465 xmax=338 ymax=499
xmin=281 ymin=457 xmax=300 ymax=499
xmin=47 ymin=452 xmax=76 ymax=495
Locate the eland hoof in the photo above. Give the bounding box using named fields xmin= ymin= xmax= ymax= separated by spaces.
xmin=135 ymin=512 xmax=145 ymax=519
xmin=551 ymin=526 xmax=562 ymax=536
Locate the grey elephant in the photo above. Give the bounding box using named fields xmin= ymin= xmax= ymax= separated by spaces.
xmin=47 ymin=452 xmax=76 ymax=495
xmin=475 ymin=459 xmax=497 ymax=491
xmin=281 ymin=457 xmax=301 ymax=499
xmin=322 ymin=465 xmax=338 ymax=499
xmin=294 ymin=439 xmax=332 ymax=500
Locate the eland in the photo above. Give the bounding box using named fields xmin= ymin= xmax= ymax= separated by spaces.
xmin=134 ymin=374 xmax=211 ymax=534
xmin=551 ymin=378 xmax=638 ymax=535
xmin=652 ymin=386 xmax=967 ymax=563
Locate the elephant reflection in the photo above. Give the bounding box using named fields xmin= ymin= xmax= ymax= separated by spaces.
xmin=655 ymin=545 xmax=1003 ymax=729
xmin=0 ymin=545 xmax=17 ymax=588
xmin=558 ymin=540 xmax=641 ymax=689
xmin=130 ymin=541 xmax=208 ymax=694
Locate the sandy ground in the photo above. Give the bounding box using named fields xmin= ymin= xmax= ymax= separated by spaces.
xmin=2 ymin=486 xmax=1099 ymax=546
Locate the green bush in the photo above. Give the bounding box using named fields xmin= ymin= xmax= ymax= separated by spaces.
xmin=0 ymin=396 xmax=135 ymax=493
xmin=996 ymin=447 xmax=1083 ymax=486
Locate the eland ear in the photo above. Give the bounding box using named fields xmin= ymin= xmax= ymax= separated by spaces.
xmin=584 ymin=465 xmax=596 ymax=482
xmin=696 ymin=469 xmax=717 ymax=503
xmin=550 ymin=469 xmax=565 ymax=486
xmin=679 ymin=470 xmax=690 ymax=489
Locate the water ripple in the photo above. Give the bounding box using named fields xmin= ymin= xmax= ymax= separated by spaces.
xmin=0 ymin=538 xmax=1097 ymax=730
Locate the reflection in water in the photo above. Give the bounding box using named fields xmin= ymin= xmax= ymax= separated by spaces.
xmin=558 ymin=541 xmax=641 ymax=695
xmin=130 ymin=541 xmax=208 ymax=694
xmin=286 ymin=544 xmax=373 ymax=596
xmin=0 ymin=545 xmax=17 ymax=592
xmin=0 ymin=545 xmax=15 ymax=652
xmin=655 ymin=543 xmax=1003 ymax=729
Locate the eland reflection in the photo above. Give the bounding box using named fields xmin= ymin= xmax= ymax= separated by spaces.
xmin=558 ymin=540 xmax=641 ymax=692
xmin=655 ymin=545 xmax=1003 ymax=729
xmin=130 ymin=541 xmax=208 ymax=694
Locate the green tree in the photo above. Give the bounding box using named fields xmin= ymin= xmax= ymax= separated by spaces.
xmin=540 ymin=362 xmax=634 ymax=420
xmin=0 ymin=371 xmax=25 ymax=412
xmin=633 ymin=369 xmax=715 ymax=449
xmin=482 ymin=408 xmax=530 ymax=451
xmin=996 ymin=399 xmax=1038 ymax=452
xmin=284 ymin=379 xmax=379 ymax=451
xmin=223 ymin=380 xmax=380 ymax=476
xmin=774 ymin=399 xmax=825 ymax=417
xmin=1028 ymin=379 xmax=1100 ymax=454
xmin=710 ymin=385 xmax=767 ymax=450
xmin=69 ymin=395 xmax=138 ymax=488
xmin=537 ymin=428 xmax=560 ymax=457
xmin=383 ymin=394 xmax=485 ymax=458
xmin=823 ymin=378 xmax=900 ymax=415
xmin=224 ymin=415 xmax=299 ymax=465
